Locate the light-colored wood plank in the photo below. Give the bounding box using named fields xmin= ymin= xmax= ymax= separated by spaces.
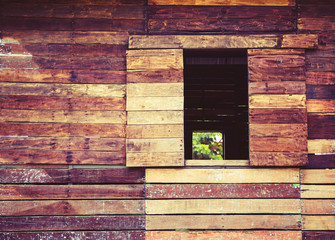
xmin=127 ymin=124 xmax=183 ymax=139
xmin=146 ymin=169 xmax=300 ymax=183
xmin=302 ymin=200 xmax=335 ymax=215
xmin=249 ymin=95 xmax=306 ymax=108
xmin=307 ymin=100 xmax=335 ymax=113
xmin=249 ymin=124 xmax=307 ymax=138
xmin=0 ymin=83 xmax=126 ymax=98
xmin=146 ymin=231 xmax=302 ymax=240
xmin=0 ymin=109 xmax=126 ymax=124
xmin=301 ymin=185 xmax=335 ymax=198
xmin=127 ymin=111 xmax=183 ymax=125
xmin=185 ymin=159 xmax=249 ymax=166
xmin=148 ymin=0 xmax=294 ymax=5
xmin=129 ymin=35 xmax=279 ymax=49
xmin=282 ymin=34 xmax=318 ymax=48
xmin=249 ymin=81 xmax=306 ymax=95
xmin=126 ymin=152 xmax=184 ymax=167
xmin=308 ymin=140 xmax=335 ymax=154
xmin=301 ymin=169 xmax=335 ymax=184
xmin=146 ymin=199 xmax=300 ymax=214
xmin=146 ymin=215 xmax=301 ymax=230
xmin=247 ymin=49 xmax=305 ymax=56
xmin=126 ymin=97 xmax=183 ymax=110
xmin=127 ymin=138 xmax=183 ymax=152
xmin=127 ymin=83 xmax=183 ymax=97
xmin=302 ymin=216 xmax=335 ymax=230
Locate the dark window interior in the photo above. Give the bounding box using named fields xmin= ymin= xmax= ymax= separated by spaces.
xmin=184 ymin=49 xmax=249 ymax=160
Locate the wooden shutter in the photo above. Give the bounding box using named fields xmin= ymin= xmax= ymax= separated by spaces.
xmin=126 ymin=49 xmax=184 ymax=167
xmin=248 ymin=49 xmax=308 ymax=166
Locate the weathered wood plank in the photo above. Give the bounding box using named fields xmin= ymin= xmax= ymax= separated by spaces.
xmin=0 ymin=168 xmax=144 ymax=184
xmin=308 ymin=115 xmax=335 ymax=139
xmin=250 ymin=109 xmax=307 ymax=123
xmin=0 ymin=150 xmax=125 ymax=165
xmin=0 ymin=200 xmax=144 ymax=215
xmin=307 ymin=100 xmax=335 ymax=113
xmin=127 ymin=111 xmax=183 ymax=124
xmin=146 ymin=183 xmax=300 ymax=199
xmin=0 ymin=216 xmax=145 ymax=231
xmin=127 ymin=138 xmax=183 ymax=152
xmin=281 ymin=34 xmax=318 ymax=48
xmin=127 ymin=69 xmax=183 ymax=83
xmin=2 ymin=17 xmax=73 ymax=31
xmin=302 ymin=200 xmax=335 ymax=214
xmin=146 ymin=199 xmax=300 ymax=214
xmin=307 ymin=154 xmax=335 ymax=169
xmin=129 ymin=35 xmax=279 ymax=49
xmin=73 ymin=19 xmax=145 ymax=32
xmin=248 ymin=66 xmax=306 ymax=82
xmin=250 ymin=137 xmax=307 ymax=151
xmin=0 ymin=123 xmax=125 ymax=137
xmin=301 ymin=169 xmax=335 ymax=184
xmin=249 ymin=81 xmax=306 ymax=94
xmin=307 ymin=85 xmax=335 ymax=99
xmin=126 ymin=152 xmax=184 ymax=167
xmin=0 ymin=109 xmax=126 ymax=124
xmin=306 ymin=72 xmax=335 ymax=85
xmin=146 ymin=215 xmax=301 ymax=230
xmin=298 ymin=18 xmax=335 ymax=31
xmin=301 ymin=185 xmax=335 ymax=198
xmin=148 ymin=0 xmax=295 ymax=6
xmin=0 ymin=0 xmax=146 ymax=5
xmin=0 ymin=232 xmax=145 ymax=240
xmin=127 ymin=97 xmax=183 ymax=110
xmin=302 ymin=216 xmax=335 ymax=230
xmin=146 ymin=231 xmax=302 ymax=240
xmin=185 ymin=160 xmax=249 ymax=166
xmin=303 ymin=231 xmax=335 ymax=240
xmin=0 ymin=69 xmax=126 ymax=84
xmin=127 ymin=125 xmax=183 ymax=139
xmin=0 ymin=83 xmax=126 ymax=97
xmin=308 ymin=140 xmax=335 ymax=154
xmin=0 ymin=96 xmax=125 ymax=111
xmin=146 ymin=169 xmax=300 ymax=183
xmin=249 ymin=95 xmax=306 ymax=108
xmin=249 ymin=124 xmax=307 ymax=138
xmin=250 ymin=152 xmax=308 ymax=166
xmin=248 ymin=55 xmax=305 ymax=68
xmin=0 ymin=137 xmax=125 ymax=151
xmin=127 ymin=83 xmax=183 ymax=97
xmin=306 ymin=57 xmax=335 ymax=72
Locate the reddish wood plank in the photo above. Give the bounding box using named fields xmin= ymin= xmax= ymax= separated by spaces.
xmin=127 ymin=69 xmax=183 ymax=83
xmin=0 ymin=168 xmax=145 ymax=184
xmin=250 ymin=152 xmax=308 ymax=166
xmin=303 ymin=231 xmax=335 ymax=240
xmin=306 ymin=154 xmax=335 ymax=168
xmin=0 ymin=150 xmax=125 ymax=165
xmin=306 ymin=72 xmax=335 ymax=85
xmin=306 ymin=57 xmax=335 ymax=72
xmin=0 ymin=185 xmax=144 ymax=200
xmin=0 ymin=96 xmax=125 ymax=110
xmin=0 ymin=123 xmax=125 ymax=138
xmin=307 ymin=85 xmax=335 ymax=99
xmin=73 ymin=19 xmax=145 ymax=32
xmin=250 ymin=137 xmax=307 ymax=152
xmin=0 ymin=216 xmax=145 ymax=231
xmin=248 ymin=66 xmax=306 ymax=82
xmin=145 ymin=184 xmax=300 ymax=199
xmin=249 ymin=109 xmax=307 ymax=123
xmin=0 ymin=232 xmax=145 ymax=240
xmin=249 ymin=81 xmax=306 ymax=94
xmin=2 ymin=17 xmax=73 ymax=31
xmin=308 ymin=115 xmax=335 ymax=139
xmin=249 ymin=124 xmax=307 ymax=138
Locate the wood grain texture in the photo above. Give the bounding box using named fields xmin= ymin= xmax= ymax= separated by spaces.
xmin=249 ymin=124 xmax=307 ymax=138
xmin=307 ymin=85 xmax=335 ymax=99
xmin=250 ymin=109 xmax=307 ymax=123
xmin=250 ymin=152 xmax=308 ymax=166
xmin=307 ymin=154 xmax=335 ymax=169
xmin=127 ymin=69 xmax=183 ymax=83
xmin=302 ymin=231 xmax=335 ymax=240
xmin=145 ymin=184 xmax=300 ymax=199
xmin=0 ymin=216 xmax=145 ymax=231
xmin=127 ymin=111 xmax=183 ymax=125
xmin=185 ymin=160 xmax=249 ymax=166
xmin=146 ymin=231 xmax=302 ymax=240
xmin=301 ymin=185 xmax=335 ymax=198
xmin=306 ymin=72 xmax=335 ymax=85
xmin=249 ymin=95 xmax=306 ymax=108
xmin=302 ymin=216 xmax=335 ymax=230
xmin=146 ymin=199 xmax=300 ymax=214
xmin=126 ymin=152 xmax=184 ymax=167
xmin=127 ymin=83 xmax=183 ymax=97
xmin=302 ymin=200 xmax=335 ymax=214
xmin=307 ymin=100 xmax=335 ymax=113
xmin=308 ymin=115 xmax=335 ymax=139
xmin=146 ymin=215 xmax=301 ymax=230
xmin=301 ymin=170 xmax=335 ymax=184
xmin=0 ymin=200 xmax=144 ymax=215
xmin=148 ymin=0 xmax=295 ymax=6
xmin=146 ymin=169 xmax=299 ymax=183
xmin=127 ymin=125 xmax=183 ymax=139
xmin=127 ymin=138 xmax=183 ymax=153
xmin=282 ymin=34 xmax=318 ymax=48
xmin=250 ymin=137 xmax=307 ymax=151
xmin=127 ymin=97 xmax=183 ymax=111
xmin=249 ymin=81 xmax=306 ymax=94
xmin=308 ymin=140 xmax=335 ymax=154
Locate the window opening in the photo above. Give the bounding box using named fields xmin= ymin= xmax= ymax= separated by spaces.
xmin=184 ymin=49 xmax=249 ymax=160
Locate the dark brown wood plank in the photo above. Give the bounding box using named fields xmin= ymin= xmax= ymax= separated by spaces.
xmin=306 ymin=154 xmax=335 ymax=168
xmin=0 ymin=123 xmax=125 ymax=137
xmin=145 ymin=184 xmax=300 ymax=199
xmin=2 ymin=17 xmax=73 ymax=31
xmin=0 ymin=168 xmax=145 ymax=184
xmin=248 ymin=66 xmax=306 ymax=82
xmin=307 ymin=85 xmax=335 ymax=99
xmin=303 ymin=231 xmax=335 ymax=240
xmin=299 ymin=4 xmax=335 ymax=18
xmin=73 ymin=19 xmax=145 ymax=32
xmin=0 ymin=232 xmax=145 ymax=240
xmin=306 ymin=57 xmax=335 ymax=72
xmin=249 ymin=109 xmax=307 ymax=123
xmin=249 ymin=81 xmax=306 ymax=94
xmin=0 ymin=216 xmax=145 ymax=231
xmin=0 ymin=150 xmax=125 ymax=165
xmin=308 ymin=115 xmax=335 ymax=139
xmin=306 ymin=72 xmax=335 ymax=85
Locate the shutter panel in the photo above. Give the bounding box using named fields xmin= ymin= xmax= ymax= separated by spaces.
xmin=248 ymin=49 xmax=308 ymax=166
xmin=126 ymin=49 xmax=184 ymax=167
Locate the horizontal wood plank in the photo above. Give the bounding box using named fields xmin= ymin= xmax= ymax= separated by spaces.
xmin=302 ymin=216 xmax=335 ymax=230
xmin=249 ymin=95 xmax=306 ymax=108
xmin=249 ymin=81 xmax=306 ymax=95
xmin=146 ymin=169 xmax=299 ymax=183
xmin=127 ymin=83 xmax=183 ymax=97
xmin=301 ymin=169 xmax=335 ymax=184
xmin=127 ymin=97 xmax=183 ymax=111
xmin=307 ymin=85 xmax=335 ymax=99
xmin=281 ymin=34 xmax=318 ymax=48
xmin=250 ymin=109 xmax=307 ymax=123
xmin=127 ymin=69 xmax=183 ymax=83
xmin=302 ymin=200 xmax=335 ymax=214
xmin=148 ymin=0 xmax=294 ymax=5
xmin=250 ymin=152 xmax=308 ymax=166
xmin=250 ymin=137 xmax=307 ymax=152
xmin=306 ymin=72 xmax=335 ymax=85
xmin=249 ymin=124 xmax=307 ymax=138
xmin=307 ymin=100 xmax=335 ymax=113
xmin=307 ymin=154 xmax=335 ymax=169
xmin=308 ymin=115 xmax=335 ymax=139
xmin=185 ymin=160 xmax=249 ymax=166
xmin=127 ymin=138 xmax=183 ymax=152
xmin=301 ymin=185 xmax=335 ymax=198
xmin=303 ymin=231 xmax=335 ymax=240
xmin=127 ymin=125 xmax=183 ymax=139
xmin=126 ymin=152 xmax=184 ymax=167
xmin=127 ymin=111 xmax=183 ymax=125
xmin=308 ymin=140 xmax=335 ymax=154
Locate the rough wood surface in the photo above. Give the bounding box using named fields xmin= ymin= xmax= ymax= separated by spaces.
xmin=127 ymin=111 xmax=183 ymax=124
xmin=126 ymin=152 xmax=184 ymax=167
xmin=306 ymin=72 xmax=335 ymax=85
xmin=127 ymin=138 xmax=183 ymax=153
xmin=302 ymin=216 xmax=335 ymax=230
xmin=301 ymin=169 xmax=335 ymax=184
xmin=127 ymin=125 xmax=183 ymax=139
xmin=146 ymin=215 xmax=301 ymax=230
xmin=301 ymin=185 xmax=335 ymax=198
xmin=308 ymin=140 xmax=335 ymax=154
xmin=185 ymin=160 xmax=249 ymax=166
xmin=146 ymin=169 xmax=300 ymax=183
xmin=145 ymin=183 xmax=300 ymax=199
xmin=127 ymin=83 xmax=183 ymax=97
xmin=302 ymin=231 xmax=335 ymax=240
xmin=308 ymin=115 xmax=335 ymax=139
xmin=250 ymin=152 xmax=308 ymax=166
xmin=307 ymin=100 xmax=335 ymax=113
xmin=307 ymin=154 xmax=335 ymax=169
xmin=250 ymin=137 xmax=307 ymax=152
xmin=249 ymin=81 xmax=306 ymax=94
xmin=148 ymin=0 xmax=295 ymax=6
xmin=127 ymin=97 xmax=183 ymax=110
xmin=302 ymin=200 xmax=335 ymax=214
xmin=249 ymin=124 xmax=307 ymax=137
xmin=307 ymin=85 xmax=335 ymax=99
xmin=250 ymin=109 xmax=307 ymax=123
xmin=249 ymin=95 xmax=306 ymax=108
xmin=146 ymin=199 xmax=300 ymax=214
xmin=127 ymin=69 xmax=183 ymax=83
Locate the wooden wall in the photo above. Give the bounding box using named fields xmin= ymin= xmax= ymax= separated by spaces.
xmin=0 ymin=0 xmax=334 ymax=239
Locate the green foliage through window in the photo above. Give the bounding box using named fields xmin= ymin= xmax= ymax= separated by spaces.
xmin=192 ymin=132 xmax=223 ymax=160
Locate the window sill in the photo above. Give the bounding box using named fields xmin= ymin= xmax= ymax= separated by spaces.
xmin=185 ymin=159 xmax=249 ymax=167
